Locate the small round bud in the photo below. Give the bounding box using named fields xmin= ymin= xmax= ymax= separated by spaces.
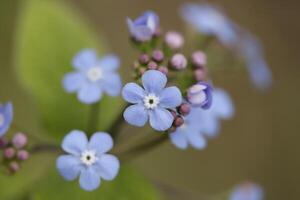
xmin=187 ymin=82 xmax=213 ymax=109
xmin=152 ymin=50 xmax=164 ymax=62
xmin=4 ymin=147 xmax=15 ymax=159
xmin=170 ymin=54 xmax=187 ymax=70
xmin=178 ymin=103 xmax=191 ymax=116
xmin=17 ymin=150 xmax=29 ymax=161
xmin=9 ymin=161 xmax=20 ymax=173
xmin=0 ymin=138 xmax=8 ymax=148
xmin=194 ymin=68 xmax=207 ymax=81
xmin=165 ymin=31 xmax=184 ymax=50
xmin=147 ymin=61 xmax=158 ymax=70
xmin=158 ymin=66 xmax=168 ymax=75
xmin=170 ymin=110 xmax=177 ymax=119
xmin=12 ymin=133 xmax=28 ymax=149
xmin=174 ymin=116 xmax=184 ymax=127
xmin=191 ymin=51 xmax=207 ymax=68
xmin=138 ymin=54 xmax=150 ymax=65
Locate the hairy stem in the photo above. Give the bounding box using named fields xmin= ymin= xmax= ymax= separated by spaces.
xmin=87 ymin=102 xmax=101 ymax=136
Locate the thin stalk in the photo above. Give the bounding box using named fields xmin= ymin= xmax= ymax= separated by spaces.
xmin=30 ymin=143 xmax=61 ymax=154
xmin=87 ymin=102 xmax=101 ymax=136
xmin=107 ymin=103 xmax=129 ymax=140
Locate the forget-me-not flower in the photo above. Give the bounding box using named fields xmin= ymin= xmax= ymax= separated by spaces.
xmin=230 ymin=183 xmax=264 ymax=200
xmin=180 ymin=3 xmax=272 ymax=90
xmin=63 ymin=49 xmax=122 ymax=104
xmin=56 ymin=130 xmax=120 ymax=191
xmin=0 ymin=102 xmax=13 ymax=137
xmin=170 ymin=89 xmax=234 ymax=150
xmin=187 ymin=82 xmax=213 ymax=109
xmin=122 ymin=70 xmax=182 ymax=131
xmin=127 ymin=11 xmax=159 ymax=42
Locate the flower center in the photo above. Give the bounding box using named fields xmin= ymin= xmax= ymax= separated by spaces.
xmin=143 ymin=94 xmax=160 ymax=109
xmin=86 ymin=67 xmax=103 ymax=82
xmin=0 ymin=114 xmax=4 ymax=127
xmin=80 ymin=150 xmax=97 ymax=166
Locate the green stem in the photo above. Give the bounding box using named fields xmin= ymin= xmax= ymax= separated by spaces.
xmin=120 ymin=133 xmax=169 ymax=162
xmin=30 ymin=143 xmax=61 ymax=154
xmin=87 ymin=102 xmax=101 ymax=136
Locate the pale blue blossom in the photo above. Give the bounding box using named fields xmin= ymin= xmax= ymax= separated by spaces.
xmin=230 ymin=183 xmax=264 ymax=200
xmin=0 ymin=102 xmax=13 ymax=137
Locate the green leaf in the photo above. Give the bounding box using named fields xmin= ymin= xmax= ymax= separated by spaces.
xmin=32 ymin=166 xmax=161 ymax=200
xmin=14 ymin=0 xmax=123 ymax=141
xmin=0 ymin=153 xmax=55 ymax=200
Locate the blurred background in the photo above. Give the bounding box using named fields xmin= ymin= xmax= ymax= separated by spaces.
xmin=0 ymin=0 xmax=299 ymax=199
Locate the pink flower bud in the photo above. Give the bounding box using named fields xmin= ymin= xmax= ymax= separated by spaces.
xmin=191 ymin=51 xmax=207 ymax=68
xmin=165 ymin=31 xmax=184 ymax=50
xmin=138 ymin=54 xmax=150 ymax=65
xmin=147 ymin=61 xmax=158 ymax=70
xmin=158 ymin=66 xmax=169 ymax=75
xmin=174 ymin=116 xmax=184 ymax=127
xmin=17 ymin=150 xmax=29 ymax=161
xmin=170 ymin=54 xmax=187 ymax=70
xmin=178 ymin=103 xmax=191 ymax=116
xmin=9 ymin=161 xmax=20 ymax=173
xmin=194 ymin=68 xmax=207 ymax=81
xmin=152 ymin=50 xmax=164 ymax=62
xmin=4 ymin=147 xmax=15 ymax=159
xmin=12 ymin=133 xmax=28 ymax=149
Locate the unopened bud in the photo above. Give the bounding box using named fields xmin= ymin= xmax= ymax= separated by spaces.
xmin=147 ymin=61 xmax=158 ymax=70
xmin=178 ymin=103 xmax=191 ymax=116
xmin=158 ymin=66 xmax=168 ymax=75
xmin=165 ymin=31 xmax=184 ymax=50
xmin=138 ymin=54 xmax=150 ymax=65
xmin=194 ymin=68 xmax=207 ymax=81
xmin=174 ymin=116 xmax=184 ymax=127
xmin=12 ymin=133 xmax=27 ymax=149
xmin=187 ymin=82 xmax=213 ymax=109
xmin=17 ymin=150 xmax=29 ymax=161
xmin=191 ymin=51 xmax=207 ymax=68
xmin=152 ymin=50 xmax=164 ymax=63
xmin=9 ymin=161 xmax=20 ymax=173
xmin=0 ymin=138 xmax=8 ymax=148
xmin=170 ymin=54 xmax=187 ymax=70
xmin=4 ymin=147 xmax=15 ymax=159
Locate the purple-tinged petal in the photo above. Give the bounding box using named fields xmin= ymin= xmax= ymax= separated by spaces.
xmin=88 ymin=132 xmax=113 ymax=155
xmin=159 ymin=87 xmax=182 ymax=108
xmin=95 ymin=154 xmax=120 ymax=181
xmin=101 ymin=73 xmax=122 ymax=96
xmin=63 ymin=72 xmax=86 ymax=93
xmin=77 ymin=83 xmax=102 ymax=104
xmin=122 ymin=83 xmax=145 ymax=104
xmin=0 ymin=102 xmax=13 ymax=137
xmin=56 ymin=155 xmax=82 ymax=181
xmin=142 ymin=70 xmax=167 ymax=94
xmin=72 ymin=49 xmax=97 ymax=71
xmin=62 ymin=130 xmax=88 ymax=156
xmin=79 ymin=167 xmax=101 ymax=191
xmin=98 ymin=55 xmax=120 ymax=72
xmin=123 ymin=104 xmax=148 ymax=127
xmin=149 ymin=108 xmax=173 ymax=131
xmin=170 ymin=131 xmax=188 ymax=149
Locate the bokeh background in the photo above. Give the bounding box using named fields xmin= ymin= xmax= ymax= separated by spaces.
xmin=0 ymin=0 xmax=299 ymax=199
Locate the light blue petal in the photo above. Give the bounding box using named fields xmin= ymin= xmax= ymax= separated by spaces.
xmin=123 ymin=104 xmax=148 ymax=127
xmin=230 ymin=184 xmax=264 ymax=200
xmin=98 ymin=55 xmax=120 ymax=72
xmin=72 ymin=49 xmax=97 ymax=71
xmin=187 ymin=131 xmax=207 ymax=150
xmin=101 ymin=73 xmax=122 ymax=96
xmin=170 ymin=131 xmax=188 ymax=149
xmin=159 ymin=87 xmax=182 ymax=108
xmin=62 ymin=130 xmax=88 ymax=156
xmin=56 ymin=155 xmax=82 ymax=181
xmin=149 ymin=107 xmax=173 ymax=131
xmin=122 ymin=83 xmax=145 ymax=104
xmin=212 ymin=89 xmax=234 ymax=119
xmin=95 ymin=154 xmax=120 ymax=181
xmin=0 ymin=102 xmax=13 ymax=136
xmin=127 ymin=18 xmax=153 ymax=41
xmin=142 ymin=70 xmax=167 ymax=94
xmin=63 ymin=72 xmax=85 ymax=93
xmin=200 ymin=113 xmax=220 ymax=138
xmin=79 ymin=167 xmax=101 ymax=191
xmin=77 ymin=83 xmax=102 ymax=104
xmin=88 ymin=132 xmax=113 ymax=155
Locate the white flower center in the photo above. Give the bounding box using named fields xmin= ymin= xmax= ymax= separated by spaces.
xmin=143 ymin=94 xmax=160 ymax=109
xmin=86 ymin=67 xmax=103 ymax=82
xmin=0 ymin=114 xmax=4 ymax=127
xmin=80 ymin=150 xmax=97 ymax=166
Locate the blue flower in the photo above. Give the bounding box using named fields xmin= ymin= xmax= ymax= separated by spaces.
xmin=56 ymin=130 xmax=120 ymax=191
xmin=187 ymin=82 xmax=213 ymax=109
xmin=180 ymin=3 xmax=272 ymax=91
xmin=0 ymin=102 xmax=13 ymax=137
xmin=122 ymin=70 xmax=182 ymax=131
xmin=170 ymin=89 xmax=234 ymax=149
xmin=230 ymin=183 xmax=264 ymax=200
xmin=180 ymin=3 xmax=238 ymax=46
xmin=63 ymin=49 xmax=122 ymax=104
xmin=127 ymin=11 xmax=159 ymax=42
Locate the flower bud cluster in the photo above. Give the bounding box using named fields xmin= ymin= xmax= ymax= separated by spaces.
xmin=0 ymin=132 xmax=29 ymax=174
xmin=168 ymin=103 xmax=191 ymax=133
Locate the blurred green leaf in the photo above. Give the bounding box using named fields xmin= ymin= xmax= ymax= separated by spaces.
xmin=14 ymin=0 xmax=123 ymax=142
xmin=0 ymin=153 xmax=55 ymax=200
xmin=32 ymin=166 xmax=161 ymax=200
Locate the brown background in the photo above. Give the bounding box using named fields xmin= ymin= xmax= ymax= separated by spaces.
xmin=0 ymin=0 xmax=299 ymax=199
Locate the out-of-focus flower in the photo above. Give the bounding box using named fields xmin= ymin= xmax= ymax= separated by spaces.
xmin=12 ymin=133 xmax=27 ymax=149
xmin=122 ymin=70 xmax=182 ymax=131
xmin=230 ymin=183 xmax=264 ymax=200
xmin=180 ymin=3 xmax=238 ymax=47
xmin=180 ymin=3 xmax=272 ymax=91
xmin=56 ymin=130 xmax=120 ymax=191
xmin=191 ymin=51 xmax=207 ymax=68
xmin=170 ymin=88 xmax=234 ymax=149
xmin=165 ymin=31 xmax=184 ymax=50
xmin=63 ymin=49 xmax=122 ymax=104
xmin=170 ymin=53 xmax=187 ymax=70
xmin=0 ymin=102 xmax=13 ymax=137
xmin=127 ymin=11 xmax=159 ymax=42
xmin=187 ymin=82 xmax=213 ymax=109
